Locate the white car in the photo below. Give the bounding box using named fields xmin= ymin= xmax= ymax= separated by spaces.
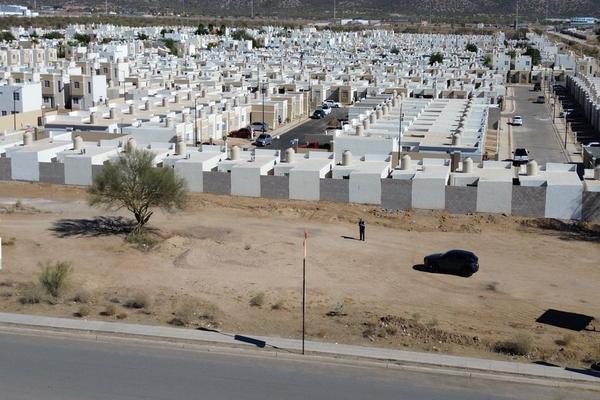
xmin=322 ymin=100 xmax=341 ymax=108
xmin=511 ymin=116 xmax=523 ymax=126
xmin=320 ymin=104 xmax=332 ymax=115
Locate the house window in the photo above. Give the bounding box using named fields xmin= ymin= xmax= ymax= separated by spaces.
xmin=1 ymin=111 xmax=6 ymax=116
xmin=44 ymin=80 xmax=50 ymax=87
xmin=73 ymin=98 xmax=79 ymax=104
xmin=103 ymin=68 xmax=108 ymax=73
xmin=88 ymin=82 xmax=92 ymax=94
xmin=13 ymin=92 xmax=19 ymax=101
xmin=15 ymin=78 xmax=21 ymax=83
xmin=74 ymin=82 xmax=80 ymax=89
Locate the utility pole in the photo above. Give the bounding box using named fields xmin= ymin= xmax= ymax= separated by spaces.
xmin=429 ymin=0 xmax=433 ymax=25
xmin=515 ymin=0 xmax=519 ymax=36
xmin=251 ymin=0 xmax=254 ymax=18
xmin=398 ymin=100 xmax=404 ymax=163
xmin=194 ymin=96 xmax=199 ymax=146
xmin=333 ymin=0 xmax=336 ymax=22
xmin=302 ymin=230 xmax=308 ymax=355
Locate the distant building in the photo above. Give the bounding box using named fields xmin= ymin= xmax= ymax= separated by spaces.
xmin=0 ymin=4 xmax=38 ymax=17
xmin=570 ymin=17 xmax=597 ymax=28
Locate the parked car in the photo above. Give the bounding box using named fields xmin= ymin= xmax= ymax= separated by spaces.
xmin=584 ymin=142 xmax=600 ymax=147
xmin=229 ymin=127 xmax=252 ymax=139
xmin=533 ymin=83 xmax=541 ymax=91
xmin=312 ymin=109 xmax=326 ymax=119
xmin=322 ymin=100 xmax=341 ymax=108
xmin=250 ymin=122 xmax=269 ymax=133
xmin=559 ymin=110 xmax=571 ymax=118
xmin=255 ymin=133 xmax=273 ymax=147
xmin=536 ymin=96 xmax=546 ymax=104
xmin=511 ymin=116 xmax=523 ymax=126
xmin=423 ymin=250 xmax=479 ymax=277
xmin=514 ymin=148 xmax=530 ymax=165
xmin=321 ymin=104 xmax=332 ymax=115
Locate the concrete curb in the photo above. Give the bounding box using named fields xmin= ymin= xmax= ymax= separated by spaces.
xmin=0 ymin=312 xmax=598 ymax=390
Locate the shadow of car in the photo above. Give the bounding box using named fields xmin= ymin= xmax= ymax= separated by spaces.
xmin=416 ymin=249 xmax=479 ymax=277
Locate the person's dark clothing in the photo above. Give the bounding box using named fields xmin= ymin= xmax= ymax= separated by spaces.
xmin=359 ymin=220 xmax=365 ymax=241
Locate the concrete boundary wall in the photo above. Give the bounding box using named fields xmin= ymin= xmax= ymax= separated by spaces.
xmin=381 ymin=179 xmax=412 ymax=210
xmin=202 ymin=171 xmax=231 ymax=195
xmin=511 ymin=186 xmax=547 ymax=218
xmin=38 ymin=162 xmax=65 ymax=184
xmin=0 ymin=161 xmax=597 ymax=222
xmin=320 ymin=179 xmax=349 ymax=203
xmin=0 ymin=157 xmax=11 ymax=181
xmin=260 ymin=175 xmax=289 ymax=199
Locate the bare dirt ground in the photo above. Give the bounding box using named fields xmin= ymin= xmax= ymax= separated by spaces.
xmin=0 ymin=181 xmax=599 ymax=367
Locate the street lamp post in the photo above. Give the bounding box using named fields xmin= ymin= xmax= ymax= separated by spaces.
xmin=12 ymin=87 xmax=21 ymax=131
xmin=194 ymin=96 xmax=199 ymax=147
xmin=398 ymin=99 xmax=404 ymax=164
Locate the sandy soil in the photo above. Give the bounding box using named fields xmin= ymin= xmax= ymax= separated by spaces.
xmin=0 ymin=181 xmax=599 ymax=366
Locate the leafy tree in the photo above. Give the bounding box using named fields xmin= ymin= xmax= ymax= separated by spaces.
xmin=88 ymin=149 xmax=187 ymax=236
xmin=466 ymin=43 xmax=478 ymax=52
xmin=429 ymin=52 xmax=444 ymax=65
xmin=73 ymin=33 xmax=90 ymax=45
xmin=195 ymin=23 xmax=208 ymax=35
xmin=162 ymin=38 xmax=178 ymax=56
xmin=483 ymin=55 xmax=493 ymax=67
xmin=524 ymin=46 xmax=541 ymax=66
xmin=136 ymin=32 xmax=149 ymax=40
xmin=43 ymin=31 xmax=64 ymax=40
xmin=0 ymin=31 xmax=16 ymax=42
xmin=390 ymin=46 xmax=400 ymax=55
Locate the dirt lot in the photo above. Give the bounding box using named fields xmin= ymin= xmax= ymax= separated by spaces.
xmin=0 ymin=181 xmax=599 ymax=366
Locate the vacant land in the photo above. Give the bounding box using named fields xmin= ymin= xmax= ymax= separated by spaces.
xmin=0 ymin=181 xmax=598 ymax=366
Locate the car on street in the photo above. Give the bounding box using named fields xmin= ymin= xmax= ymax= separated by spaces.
xmin=321 ymin=104 xmax=332 ymax=115
xmin=250 ymin=122 xmax=268 ymax=133
xmin=511 ymin=116 xmax=523 ymax=126
xmin=322 ymin=100 xmax=341 ymax=108
xmin=513 ymin=148 xmax=530 ymax=165
xmin=255 ymin=133 xmax=273 ymax=147
xmin=229 ymin=127 xmax=252 ymax=138
xmin=584 ymin=142 xmax=600 ymax=147
xmin=533 ymin=83 xmax=541 ymax=91
xmin=423 ymin=250 xmax=479 ymax=277
xmin=312 ymin=109 xmax=326 ymax=119
xmin=536 ymin=96 xmax=546 ymax=104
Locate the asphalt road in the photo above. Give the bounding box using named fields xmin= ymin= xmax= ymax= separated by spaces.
xmin=271 ymin=108 xmax=348 ymax=151
xmin=0 ymin=332 xmax=596 ymax=400
xmin=510 ymin=86 xmax=567 ymax=165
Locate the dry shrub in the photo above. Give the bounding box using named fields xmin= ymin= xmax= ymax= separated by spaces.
xmin=271 ymin=300 xmax=284 ymax=310
xmin=0 ymin=279 xmax=14 ymax=287
xmin=116 ymin=312 xmax=128 ymax=320
xmin=170 ymin=300 xmax=197 ymax=326
xmin=555 ymin=334 xmax=576 ymax=347
xmin=494 ymin=334 xmax=533 ymax=356
xmin=249 ymin=293 xmax=265 ymax=307
xmin=19 ymin=285 xmax=45 ymax=304
xmin=75 ymin=305 xmax=90 ymax=318
xmin=101 ymin=304 xmax=117 ymax=316
xmin=125 ymin=292 xmax=152 ymax=309
xmin=73 ymin=290 xmax=91 ymax=304
xmin=38 ymin=260 xmax=72 ymax=298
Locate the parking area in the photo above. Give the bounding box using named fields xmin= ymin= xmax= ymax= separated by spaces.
xmin=553 ymin=86 xmax=600 ymax=146
xmin=271 ymin=108 xmax=348 ymax=151
xmin=510 ymin=86 xmax=567 ymax=165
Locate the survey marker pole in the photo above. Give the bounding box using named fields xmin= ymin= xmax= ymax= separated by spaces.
xmin=302 ymin=230 xmax=307 ymax=355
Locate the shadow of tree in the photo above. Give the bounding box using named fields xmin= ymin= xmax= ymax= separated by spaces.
xmin=50 ymin=216 xmax=136 ymax=238
xmin=521 ymin=218 xmax=600 ymax=243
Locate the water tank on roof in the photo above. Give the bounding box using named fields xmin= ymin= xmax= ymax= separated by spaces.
xmin=342 ymin=150 xmax=352 ymax=166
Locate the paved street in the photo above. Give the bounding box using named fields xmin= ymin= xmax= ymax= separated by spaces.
xmin=510 ymin=86 xmax=568 ymax=165
xmin=0 ymin=332 xmax=596 ymax=400
xmin=271 ymin=108 xmax=347 ymax=151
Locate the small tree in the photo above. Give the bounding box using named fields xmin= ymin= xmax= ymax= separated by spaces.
xmin=88 ymin=149 xmax=187 ymax=237
xmin=524 ymin=46 xmax=541 ymax=66
xmin=429 ymin=52 xmax=444 ymax=65
xmin=466 ymin=43 xmax=478 ymax=53
xmin=39 ymin=261 xmax=72 ymax=298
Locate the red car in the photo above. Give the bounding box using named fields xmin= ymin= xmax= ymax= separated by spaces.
xmin=230 ymin=127 xmax=252 ymax=139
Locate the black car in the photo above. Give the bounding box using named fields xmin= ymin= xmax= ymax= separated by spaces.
xmin=312 ymin=109 xmax=325 ymax=119
xmin=423 ymin=250 xmax=479 ymax=277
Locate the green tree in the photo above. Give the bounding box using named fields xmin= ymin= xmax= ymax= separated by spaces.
xmin=483 ymin=55 xmax=493 ymax=68
xmin=0 ymin=31 xmax=16 ymax=42
xmin=162 ymin=38 xmax=178 ymax=56
xmin=88 ymin=149 xmax=187 ymax=237
xmin=136 ymin=32 xmax=149 ymax=40
xmin=429 ymin=52 xmax=444 ymax=65
xmin=43 ymin=31 xmax=64 ymax=40
xmin=524 ymin=46 xmax=541 ymax=66
xmin=466 ymin=43 xmax=478 ymax=52
xmin=390 ymin=46 xmax=400 ymax=55
xmin=73 ymin=33 xmax=90 ymax=45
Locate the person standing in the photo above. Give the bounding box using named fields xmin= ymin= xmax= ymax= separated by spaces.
xmin=358 ymin=218 xmax=365 ymax=241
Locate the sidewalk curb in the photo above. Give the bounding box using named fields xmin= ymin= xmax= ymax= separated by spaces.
xmin=0 ymin=313 xmax=598 ymax=391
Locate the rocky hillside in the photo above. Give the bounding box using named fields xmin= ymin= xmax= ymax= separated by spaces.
xmin=11 ymin=0 xmax=600 ymax=18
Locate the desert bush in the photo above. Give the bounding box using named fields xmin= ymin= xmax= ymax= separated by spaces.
xmin=19 ymin=285 xmax=44 ymax=304
xmin=38 ymin=260 xmax=72 ymax=298
xmin=73 ymin=290 xmax=91 ymax=304
xmin=555 ymin=334 xmax=575 ymax=347
xmin=116 ymin=312 xmax=128 ymax=320
xmin=249 ymin=292 xmax=265 ymax=307
xmin=494 ymin=334 xmax=533 ymax=356
xmin=125 ymin=292 xmax=152 ymax=309
xmin=170 ymin=300 xmax=197 ymax=326
xmin=271 ymin=300 xmax=284 ymax=310
xmin=1 ymin=237 xmax=15 ymax=246
xmin=101 ymin=304 xmax=117 ymax=316
xmin=0 ymin=279 xmax=14 ymax=287
xmin=411 ymin=312 xmax=421 ymax=322
xmin=75 ymin=305 xmax=90 ymax=317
